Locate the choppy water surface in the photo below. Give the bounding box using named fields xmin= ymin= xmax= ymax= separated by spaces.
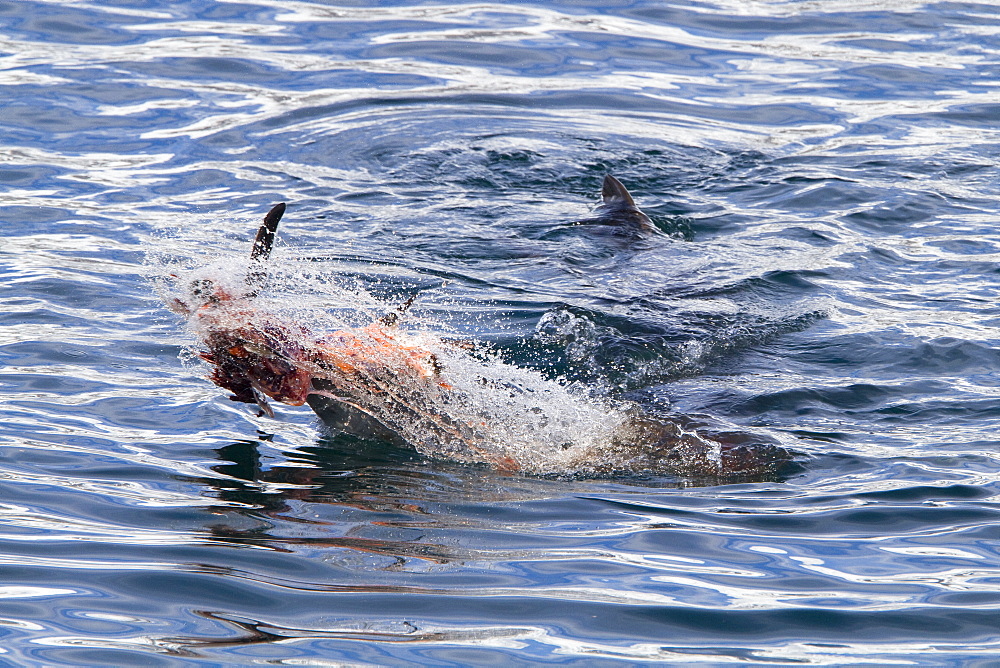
xmin=2 ymin=0 xmax=1000 ymax=664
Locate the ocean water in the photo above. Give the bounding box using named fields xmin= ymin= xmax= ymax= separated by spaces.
xmin=2 ymin=0 xmax=1000 ymax=664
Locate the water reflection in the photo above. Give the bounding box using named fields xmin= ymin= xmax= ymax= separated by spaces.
xmin=199 ymin=435 xmax=538 ymax=562
xmin=170 ymin=610 xmax=537 ymax=652
xmin=200 ymin=427 xmax=799 ymax=531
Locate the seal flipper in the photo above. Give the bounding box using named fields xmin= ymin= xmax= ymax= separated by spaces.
xmin=379 ymin=293 xmax=418 ymax=327
xmin=595 ymin=175 xmax=653 ymax=229
xmin=247 ymin=202 xmax=286 ymax=296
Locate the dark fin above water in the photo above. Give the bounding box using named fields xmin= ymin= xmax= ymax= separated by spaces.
xmin=247 ymin=202 xmax=286 ymax=296
xmin=251 ymin=202 xmax=285 ymax=262
xmin=594 ymin=175 xmax=654 ymax=229
xmin=602 ymin=174 xmax=638 ymax=209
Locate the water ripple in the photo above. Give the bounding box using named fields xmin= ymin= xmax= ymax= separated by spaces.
xmin=2 ymin=0 xmax=1000 ymax=664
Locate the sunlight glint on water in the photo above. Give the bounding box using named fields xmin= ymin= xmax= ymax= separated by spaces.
xmin=0 ymin=0 xmax=999 ymax=664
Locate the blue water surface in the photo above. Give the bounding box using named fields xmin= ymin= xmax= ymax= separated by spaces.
xmin=2 ymin=0 xmax=1000 ymax=664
